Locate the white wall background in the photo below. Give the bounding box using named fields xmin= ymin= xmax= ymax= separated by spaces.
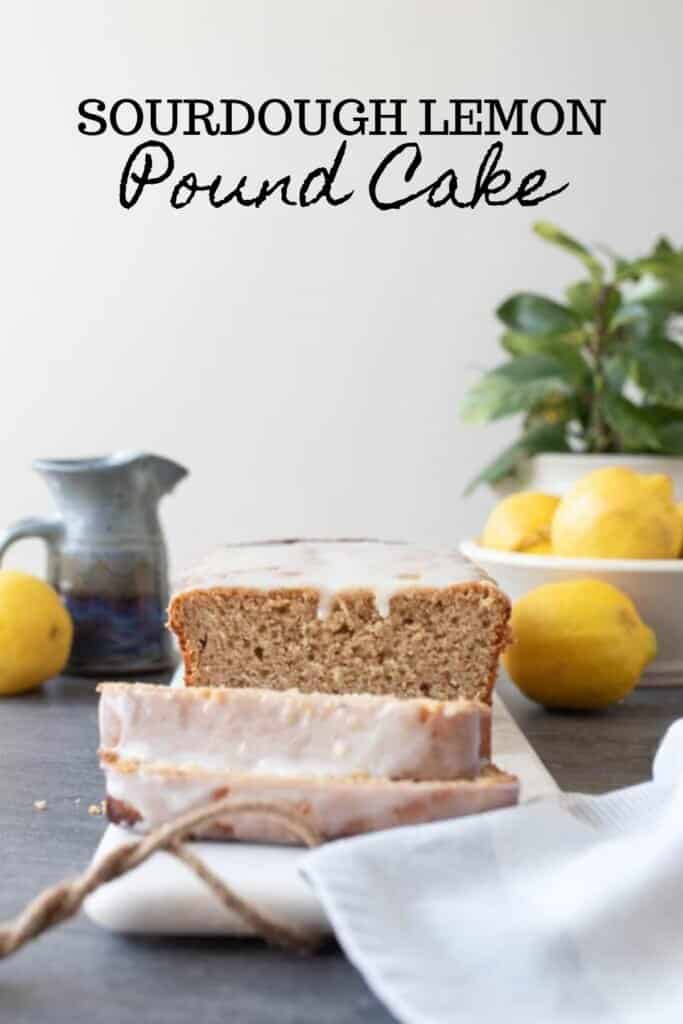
xmin=0 ymin=0 xmax=681 ymax=577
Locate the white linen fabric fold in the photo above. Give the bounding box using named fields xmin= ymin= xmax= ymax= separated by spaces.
xmin=302 ymin=720 xmax=683 ymax=1024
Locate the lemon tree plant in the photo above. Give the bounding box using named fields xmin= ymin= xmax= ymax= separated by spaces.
xmin=462 ymin=224 xmax=683 ymax=492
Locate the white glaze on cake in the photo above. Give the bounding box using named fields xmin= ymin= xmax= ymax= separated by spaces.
xmin=102 ymin=758 xmax=519 ymax=843
xmin=98 ymin=683 xmax=490 ymax=781
xmin=173 ymin=540 xmax=487 ymax=619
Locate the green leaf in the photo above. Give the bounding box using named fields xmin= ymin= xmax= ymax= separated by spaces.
xmin=652 ymin=237 xmax=676 ymax=261
xmin=631 ymin=406 xmax=683 ymax=454
xmin=565 ymin=281 xmax=598 ymax=321
xmin=642 ymin=281 xmax=683 ymax=313
xmin=533 ymin=222 xmax=604 ymax=282
xmin=656 ymin=420 xmax=683 ymax=454
xmin=617 ymin=254 xmax=683 ymax=285
xmin=463 ymin=422 xmax=570 ymax=495
xmin=602 ymin=390 xmax=662 ymax=452
xmin=461 ymin=356 xmax=574 ymax=424
xmin=636 ymin=404 xmax=683 ymax=427
xmin=501 ymin=332 xmax=589 ymax=385
xmin=600 ymin=287 xmax=622 ymax=327
xmin=618 ymin=303 xmax=672 ymax=344
xmin=524 ymin=394 xmax=582 ymax=435
xmin=603 ymin=353 xmax=628 ymax=392
xmin=610 ymin=301 xmax=649 ymax=330
xmin=629 ymin=338 xmax=683 ymax=409
xmin=565 ymin=282 xmax=621 ymax=326
xmin=496 ymin=293 xmax=581 ymax=335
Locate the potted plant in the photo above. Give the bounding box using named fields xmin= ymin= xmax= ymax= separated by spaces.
xmin=462 ymin=224 xmax=683 ymax=496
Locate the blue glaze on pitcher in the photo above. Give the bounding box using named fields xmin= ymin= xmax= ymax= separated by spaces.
xmin=0 ymin=452 xmax=188 ymax=675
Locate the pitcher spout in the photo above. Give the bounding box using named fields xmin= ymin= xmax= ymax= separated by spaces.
xmin=142 ymin=454 xmax=189 ymax=496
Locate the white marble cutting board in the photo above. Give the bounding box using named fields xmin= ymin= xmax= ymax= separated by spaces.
xmin=84 ymin=696 xmax=557 ymax=938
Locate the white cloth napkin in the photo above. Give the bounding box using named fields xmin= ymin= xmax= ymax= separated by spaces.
xmin=302 ymin=720 xmax=683 ymax=1024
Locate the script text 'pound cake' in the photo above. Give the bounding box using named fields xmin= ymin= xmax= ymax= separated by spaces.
xmin=168 ymin=539 xmax=511 ymax=702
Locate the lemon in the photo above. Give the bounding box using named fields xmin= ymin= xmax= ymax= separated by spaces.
xmin=0 ymin=571 xmax=73 ymax=695
xmin=551 ymin=467 xmax=682 ymax=559
xmin=504 ymin=579 xmax=657 ymax=709
xmin=480 ymin=492 xmax=560 ymax=554
xmin=678 ymin=503 xmax=683 ymax=556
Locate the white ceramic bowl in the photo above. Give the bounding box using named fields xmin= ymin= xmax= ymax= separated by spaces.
xmin=459 ymin=540 xmax=683 ymax=686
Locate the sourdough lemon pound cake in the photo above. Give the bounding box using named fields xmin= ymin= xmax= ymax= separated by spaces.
xmin=169 ymin=539 xmax=511 ymax=702
xmin=97 ymin=540 xmax=519 ymax=844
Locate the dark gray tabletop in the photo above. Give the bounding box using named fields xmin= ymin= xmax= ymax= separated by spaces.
xmin=2 ymin=672 xmax=682 ymax=1024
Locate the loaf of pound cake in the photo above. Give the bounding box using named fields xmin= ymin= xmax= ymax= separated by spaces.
xmin=168 ymin=539 xmax=511 ymax=702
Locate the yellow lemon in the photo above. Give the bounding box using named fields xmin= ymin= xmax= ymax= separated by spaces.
xmin=504 ymin=579 xmax=657 ymax=709
xmin=551 ymin=467 xmax=682 ymax=559
xmin=0 ymin=571 xmax=73 ymax=695
xmin=678 ymin=502 xmax=683 ymax=556
xmin=480 ymin=492 xmax=560 ymax=554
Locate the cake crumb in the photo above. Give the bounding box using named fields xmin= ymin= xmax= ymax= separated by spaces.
xmin=88 ymin=802 xmax=103 ymax=816
xmin=33 ymin=799 xmax=47 ymax=812
xmin=169 ymin=540 xmax=510 ymax=702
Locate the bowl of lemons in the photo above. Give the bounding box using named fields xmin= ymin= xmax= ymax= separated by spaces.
xmin=460 ymin=466 xmax=683 ymax=693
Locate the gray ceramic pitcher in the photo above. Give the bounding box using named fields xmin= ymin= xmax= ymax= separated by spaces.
xmin=0 ymin=452 xmax=188 ymax=674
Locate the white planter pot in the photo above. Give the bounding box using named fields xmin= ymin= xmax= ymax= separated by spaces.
xmin=499 ymin=453 xmax=683 ymax=499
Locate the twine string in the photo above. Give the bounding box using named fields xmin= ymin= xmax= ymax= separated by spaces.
xmin=0 ymin=797 xmax=323 ymax=959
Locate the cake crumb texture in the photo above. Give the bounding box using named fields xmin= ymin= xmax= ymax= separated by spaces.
xmin=170 ymin=582 xmax=510 ymax=702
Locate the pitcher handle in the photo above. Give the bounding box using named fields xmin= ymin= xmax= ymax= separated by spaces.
xmin=0 ymin=517 xmax=64 ymax=580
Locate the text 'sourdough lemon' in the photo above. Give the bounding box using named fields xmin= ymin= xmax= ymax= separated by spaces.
xmin=551 ymin=467 xmax=682 ymax=559
xmin=0 ymin=571 xmax=73 ymax=695
xmin=504 ymin=579 xmax=657 ymax=710
xmin=481 ymin=492 xmax=559 ymax=554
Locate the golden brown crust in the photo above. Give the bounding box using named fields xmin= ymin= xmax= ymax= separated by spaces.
xmin=101 ymin=752 xmax=514 ymax=788
xmin=96 ymin=680 xmax=491 ymax=714
xmin=105 ymin=795 xmax=142 ymax=826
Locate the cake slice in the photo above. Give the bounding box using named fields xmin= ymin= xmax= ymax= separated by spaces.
xmin=98 ymin=683 xmax=491 ymax=781
xmin=102 ymin=757 xmax=519 ymax=843
xmin=169 ymin=539 xmax=510 ymax=702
